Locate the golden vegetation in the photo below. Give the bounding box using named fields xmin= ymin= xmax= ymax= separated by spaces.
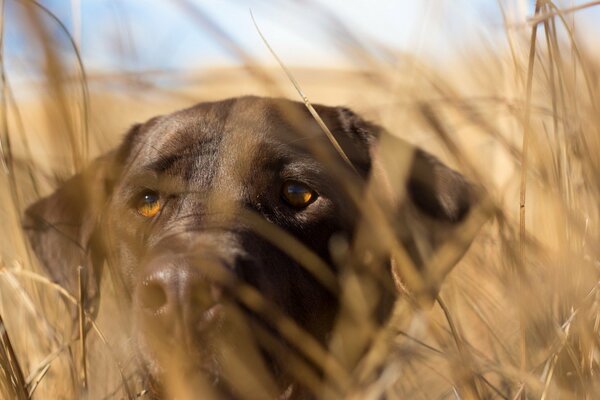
xmin=1 ymin=1 xmax=600 ymax=399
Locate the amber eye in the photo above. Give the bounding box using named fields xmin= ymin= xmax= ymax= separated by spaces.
xmin=282 ymin=181 xmax=316 ymax=208
xmin=136 ymin=190 xmax=161 ymax=218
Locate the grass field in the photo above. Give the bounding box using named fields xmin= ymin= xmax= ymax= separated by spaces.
xmin=1 ymin=1 xmax=600 ymax=399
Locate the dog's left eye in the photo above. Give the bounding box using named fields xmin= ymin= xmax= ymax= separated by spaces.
xmin=135 ymin=190 xmax=161 ymax=218
xmin=281 ymin=181 xmax=316 ymax=208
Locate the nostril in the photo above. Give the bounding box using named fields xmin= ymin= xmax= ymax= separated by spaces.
xmin=140 ymin=282 xmax=168 ymax=313
xmin=188 ymin=283 xmax=224 ymax=329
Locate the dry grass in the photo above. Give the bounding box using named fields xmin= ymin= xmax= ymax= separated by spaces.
xmin=1 ymin=1 xmax=600 ymax=399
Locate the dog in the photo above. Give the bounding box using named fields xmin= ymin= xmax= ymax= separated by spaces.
xmin=24 ymin=96 xmax=479 ymax=399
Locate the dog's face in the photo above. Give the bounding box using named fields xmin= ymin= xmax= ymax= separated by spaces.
xmin=24 ymin=96 xmax=478 ymax=398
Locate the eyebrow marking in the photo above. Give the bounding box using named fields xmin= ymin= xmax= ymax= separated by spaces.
xmin=144 ymin=153 xmax=183 ymax=173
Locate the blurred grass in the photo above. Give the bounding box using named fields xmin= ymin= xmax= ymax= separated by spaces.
xmin=1 ymin=0 xmax=600 ymax=399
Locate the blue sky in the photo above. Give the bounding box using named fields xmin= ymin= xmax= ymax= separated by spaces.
xmin=5 ymin=0 xmax=600 ymax=78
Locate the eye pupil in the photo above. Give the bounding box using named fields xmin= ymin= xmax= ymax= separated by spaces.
xmin=282 ymin=181 xmax=315 ymax=208
xmin=143 ymin=193 xmax=158 ymax=203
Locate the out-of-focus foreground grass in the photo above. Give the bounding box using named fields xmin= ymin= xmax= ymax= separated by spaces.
xmin=1 ymin=1 xmax=600 ymax=399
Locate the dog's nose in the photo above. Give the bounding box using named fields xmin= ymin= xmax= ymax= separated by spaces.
xmin=136 ymin=258 xmax=222 ymax=332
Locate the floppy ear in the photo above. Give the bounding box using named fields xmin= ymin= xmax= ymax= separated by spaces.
xmin=374 ymin=133 xmax=481 ymax=293
xmin=322 ymin=106 xmax=482 ymax=370
xmin=22 ymin=124 xmax=141 ymax=315
xmin=332 ymin=107 xmax=480 ymax=290
xmin=22 ymin=154 xmax=115 ymax=315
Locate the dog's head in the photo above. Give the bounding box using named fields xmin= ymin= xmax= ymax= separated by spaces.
xmin=24 ymin=96 xmax=479 ymax=398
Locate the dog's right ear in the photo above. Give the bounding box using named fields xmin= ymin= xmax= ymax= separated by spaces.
xmin=22 ymin=123 xmax=142 ymax=312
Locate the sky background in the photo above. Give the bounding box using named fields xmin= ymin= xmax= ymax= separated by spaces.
xmin=4 ymin=0 xmax=600 ymax=80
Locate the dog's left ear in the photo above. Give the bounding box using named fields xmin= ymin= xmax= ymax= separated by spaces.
xmin=331 ymin=106 xmax=481 ymax=289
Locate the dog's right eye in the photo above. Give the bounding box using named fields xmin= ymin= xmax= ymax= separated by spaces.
xmin=135 ymin=190 xmax=161 ymax=218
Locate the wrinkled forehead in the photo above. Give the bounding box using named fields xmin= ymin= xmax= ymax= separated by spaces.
xmin=125 ymin=97 xmax=330 ymax=179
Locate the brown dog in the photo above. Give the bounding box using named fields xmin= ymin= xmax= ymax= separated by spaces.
xmin=24 ymin=96 xmax=478 ymax=399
